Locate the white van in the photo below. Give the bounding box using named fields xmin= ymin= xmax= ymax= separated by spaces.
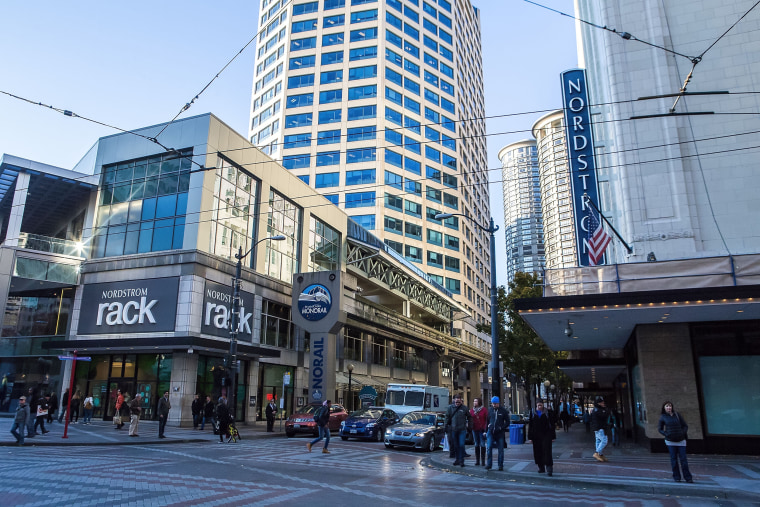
xmin=384 ymin=384 xmax=450 ymax=417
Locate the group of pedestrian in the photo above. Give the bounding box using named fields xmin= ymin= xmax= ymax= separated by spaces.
xmin=191 ymin=394 xmax=222 ymax=432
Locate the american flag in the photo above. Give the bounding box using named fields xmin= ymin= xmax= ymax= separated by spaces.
xmin=587 ymin=206 xmax=612 ymax=266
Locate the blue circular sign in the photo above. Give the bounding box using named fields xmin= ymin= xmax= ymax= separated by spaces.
xmin=298 ymin=283 xmax=332 ymax=321
xmin=312 ymin=389 xmax=323 ymax=401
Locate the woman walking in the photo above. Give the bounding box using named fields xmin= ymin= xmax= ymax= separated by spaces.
xmin=527 ymin=400 xmax=556 ymax=476
xmin=469 ymin=397 xmax=487 ymax=466
xmin=657 ymin=401 xmax=693 ymax=483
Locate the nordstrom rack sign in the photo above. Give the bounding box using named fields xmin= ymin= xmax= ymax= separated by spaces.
xmin=78 ymin=278 xmax=179 ymax=334
xmin=201 ymin=281 xmax=255 ymax=341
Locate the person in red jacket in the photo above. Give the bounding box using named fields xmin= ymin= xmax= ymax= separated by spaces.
xmin=470 ymin=397 xmax=488 ymax=466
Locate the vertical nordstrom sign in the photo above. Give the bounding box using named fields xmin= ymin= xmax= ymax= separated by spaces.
xmin=561 ymin=69 xmax=601 ymax=266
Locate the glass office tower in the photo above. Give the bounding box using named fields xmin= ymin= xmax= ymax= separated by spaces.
xmin=249 ymin=0 xmax=491 ymax=351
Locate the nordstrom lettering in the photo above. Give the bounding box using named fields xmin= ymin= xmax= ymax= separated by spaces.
xmin=78 ymin=277 xmax=179 ymax=335
xmin=201 ymin=281 xmax=255 ymax=341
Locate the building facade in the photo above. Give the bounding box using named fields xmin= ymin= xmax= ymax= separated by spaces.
xmin=497 ymin=140 xmax=544 ymax=284
xmin=248 ymin=0 xmax=492 ymax=355
xmin=0 ymin=113 xmax=487 ymax=424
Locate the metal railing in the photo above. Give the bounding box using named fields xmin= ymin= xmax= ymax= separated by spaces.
xmin=15 ymin=233 xmax=85 ymax=258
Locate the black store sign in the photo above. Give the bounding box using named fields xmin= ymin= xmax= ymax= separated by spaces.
xmin=201 ymin=281 xmax=255 ymax=342
xmin=78 ymin=277 xmax=179 ymax=335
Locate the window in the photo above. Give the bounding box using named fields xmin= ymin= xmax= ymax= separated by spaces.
xmin=324 ymin=0 xmax=345 ymax=10
xmin=293 ymin=2 xmax=318 ymax=16
xmin=404 ymin=59 xmax=420 ymax=76
xmin=425 ymin=146 xmax=441 ymax=163
xmin=404 ymin=116 xmax=421 ymax=133
xmin=385 ymin=128 xmax=403 ymax=146
xmin=385 ymin=239 xmax=402 ymax=254
xmin=346 ymin=148 xmax=376 ymax=164
xmin=442 ymin=133 xmax=456 ymax=150
xmin=351 ymin=9 xmax=378 ymax=23
xmin=386 ymin=29 xmax=402 ymax=48
xmin=320 ymin=70 xmax=343 ymax=84
xmin=348 ymin=64 xmax=377 ymax=80
xmin=405 ymin=222 xmax=422 ymax=240
xmin=387 ymin=0 xmax=402 ymax=12
xmin=315 ymin=172 xmax=340 ymax=188
xmin=386 ymin=48 xmax=402 ymax=67
xmin=385 ymin=107 xmax=402 ymax=125
xmin=443 ymin=192 xmax=458 ymax=209
xmin=317 ymin=130 xmax=341 ymax=145
xmin=386 ymin=11 xmax=402 ymax=30
xmin=384 ymin=215 xmax=403 ymax=234
xmin=426 ymin=165 xmax=441 ymax=182
xmin=292 ymin=19 xmax=317 ymax=33
xmin=283 ymin=133 xmax=312 ymax=149
xmin=348 ymin=76 xmax=378 ymax=99
xmin=322 ymin=32 xmax=344 ymax=46
xmin=316 ymin=151 xmax=341 ymax=166
xmin=442 ymin=173 xmax=457 ymax=189
xmin=426 ymin=207 xmax=441 ymax=222
xmin=445 ymin=235 xmax=459 ymax=251
xmin=441 ymin=79 xmax=454 ymax=96
xmin=405 ymin=200 xmax=422 ymax=217
xmin=350 ymin=27 xmax=378 ymax=42
xmin=348 ymin=126 xmax=376 ymax=142
xmin=351 ymin=0 xmax=377 ymax=4
xmin=350 ymin=46 xmax=377 ymax=60
xmin=286 ymin=93 xmax=313 ymax=108
xmin=445 ymin=277 xmax=460 ymax=293
xmin=439 ymin=29 xmax=452 ymax=45
xmin=440 ymin=62 xmax=453 ymax=78
xmin=439 ymin=45 xmax=453 ymax=61
xmin=289 ymin=55 xmax=316 ymax=70
xmin=423 ymin=18 xmax=437 ymax=35
xmin=404 ymin=41 xmax=419 ymax=58
xmin=426 ymin=187 xmax=441 ymax=202
xmin=424 ymin=52 xmax=438 ymax=69
xmin=442 ymin=153 xmax=457 ymax=170
xmin=345 ymin=191 xmax=375 ymax=208
xmin=318 ymin=109 xmax=342 ymax=124
xmin=425 ymin=126 xmax=440 ymax=143
xmin=285 ymin=113 xmax=312 ymax=128
xmin=404 ymin=78 xmax=420 ymax=95
xmin=321 ymin=51 xmax=344 ymax=65
xmin=385 ymin=149 xmax=403 ymax=168
xmin=427 ymin=228 xmax=442 ymax=245
xmin=438 ymin=0 xmax=451 ymax=13
xmin=351 ymin=214 xmax=375 ymax=230
xmin=404 ymin=23 xmax=420 ymax=40
xmin=441 ymin=97 xmax=455 ymax=113
xmin=319 ymin=89 xmax=343 ymax=104
xmin=384 ymin=193 xmax=403 ymax=212
xmin=404 ymin=96 xmax=420 ymax=114
xmin=405 ymin=156 xmax=421 ymax=175
xmin=323 ymin=14 xmax=345 ymax=28
xmin=298 ymin=174 xmax=310 ymax=184
xmin=287 ymin=74 xmax=315 ymax=88
xmin=385 ymin=170 xmax=403 ymax=189
xmin=443 ymin=215 xmax=458 ymax=229
xmin=345 ymin=168 xmax=375 ymax=184
xmin=386 ymin=67 xmax=403 ymax=86
xmin=282 ymin=153 xmax=311 ymax=169
xmin=427 ymin=251 xmax=443 ymax=267
xmin=404 ymin=136 xmax=421 ymax=154
xmin=347 ymin=104 xmax=376 ymax=120
xmin=424 ymin=88 xmax=439 ymax=105
xmin=405 ymin=179 xmax=421 ymax=195
xmin=385 ymin=87 xmax=403 ymax=105
xmin=424 ymin=107 xmax=439 ymax=123
xmin=422 ymin=1 xmax=437 ymax=17
xmin=424 ymin=70 xmax=438 ymax=87
xmin=308 ymin=216 xmax=340 ymax=272
xmin=323 ymin=193 xmax=339 ymax=205
xmin=405 ymin=245 xmax=423 ymax=263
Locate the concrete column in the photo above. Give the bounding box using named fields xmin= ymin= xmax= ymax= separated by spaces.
xmin=422 ymin=349 xmax=442 ymax=386
xmin=636 ymin=324 xmax=703 ymax=442
xmin=468 ymin=363 xmax=482 ymax=404
xmin=5 ymin=172 xmax=29 ymax=246
xmin=168 ymin=352 xmax=199 ymax=427
xmin=246 ymin=360 xmax=260 ymax=424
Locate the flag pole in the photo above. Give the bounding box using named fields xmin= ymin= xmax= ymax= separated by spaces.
xmin=583 ymin=194 xmax=634 ymax=254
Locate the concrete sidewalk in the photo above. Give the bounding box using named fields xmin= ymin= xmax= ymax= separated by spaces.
xmin=425 ymin=423 xmax=760 ymax=502
xmin=1 ymin=417 xmax=283 ymax=447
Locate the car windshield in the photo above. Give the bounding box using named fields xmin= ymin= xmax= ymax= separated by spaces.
xmin=300 ymin=405 xmax=321 ymax=414
xmin=349 ymin=408 xmax=382 ymax=419
xmin=401 ymin=412 xmax=435 ymax=425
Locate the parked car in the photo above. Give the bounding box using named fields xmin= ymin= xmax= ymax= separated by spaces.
xmin=285 ymin=403 xmax=348 ymax=437
xmin=340 ymin=407 xmax=400 ymax=441
xmin=384 ymin=411 xmax=446 ymax=452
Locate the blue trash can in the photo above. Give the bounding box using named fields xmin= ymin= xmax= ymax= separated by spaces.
xmin=509 ymin=424 xmax=525 ymax=445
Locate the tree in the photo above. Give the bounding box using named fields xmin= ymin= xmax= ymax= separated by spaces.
xmin=479 ymin=272 xmax=564 ymax=412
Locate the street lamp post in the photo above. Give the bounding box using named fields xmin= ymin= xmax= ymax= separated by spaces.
xmin=436 ymin=213 xmax=500 ymax=401
xmin=229 ymin=234 xmax=286 ymax=420
xmin=347 ymin=364 xmax=354 ymax=412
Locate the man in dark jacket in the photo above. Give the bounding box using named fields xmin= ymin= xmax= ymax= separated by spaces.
xmin=216 ymin=396 xmax=231 ymax=443
xmin=265 ymin=400 xmax=277 ymax=432
xmin=47 ymin=391 xmax=58 ymax=423
xmin=157 ymin=391 xmax=171 ymax=438
xmin=485 ymin=396 xmax=509 ymax=470
xmin=307 ymin=400 xmax=332 ymax=454
xmin=191 ymin=394 xmax=202 ymax=430
xmin=590 ymin=396 xmax=610 ymax=462
xmin=58 ymin=388 xmax=69 ymax=423
xmin=202 ymin=395 xmax=214 ymax=431
xmin=445 ymin=394 xmax=472 ymax=467
xmin=11 ymin=395 xmax=30 ymax=445
xmin=26 ymin=387 xmax=37 ymax=437
xmin=527 ymin=400 xmax=556 ymax=475
xmin=34 ymin=394 xmax=50 ymax=434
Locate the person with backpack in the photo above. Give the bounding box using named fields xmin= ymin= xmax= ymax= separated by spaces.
xmin=591 ymin=396 xmax=610 ymax=462
xmin=307 ymin=400 xmax=331 ymax=454
xmin=658 ymin=401 xmax=693 ymax=483
xmin=82 ymin=393 xmax=94 ymax=424
xmin=527 ymin=399 xmax=556 ymax=476
xmin=445 ymin=394 xmax=472 ymax=467
xmin=485 ymin=396 xmax=509 ymax=470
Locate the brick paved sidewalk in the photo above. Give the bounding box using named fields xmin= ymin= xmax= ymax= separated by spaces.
xmin=426 ymin=423 xmax=760 ymax=502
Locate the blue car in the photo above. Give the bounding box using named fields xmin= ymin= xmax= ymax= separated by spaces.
xmin=340 ymin=407 xmax=400 ymax=441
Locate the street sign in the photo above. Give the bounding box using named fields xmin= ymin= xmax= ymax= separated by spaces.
xmin=58 ymin=356 xmax=92 ymax=361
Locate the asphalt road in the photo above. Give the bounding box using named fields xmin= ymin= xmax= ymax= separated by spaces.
xmin=3 ymin=437 xmax=754 ymax=506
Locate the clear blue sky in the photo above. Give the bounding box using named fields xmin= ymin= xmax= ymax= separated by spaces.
xmin=0 ymin=0 xmax=576 ymax=285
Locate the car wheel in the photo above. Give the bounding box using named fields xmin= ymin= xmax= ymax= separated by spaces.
xmin=341 ymin=436 xmax=348 ymax=441
xmin=286 ymin=431 xmax=294 ymax=438
xmin=385 ymin=443 xmax=394 ymax=449
xmin=427 ymin=435 xmax=437 ymax=452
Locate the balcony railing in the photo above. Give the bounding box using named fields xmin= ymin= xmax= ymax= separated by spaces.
xmin=16 ymin=233 xmax=85 ymax=258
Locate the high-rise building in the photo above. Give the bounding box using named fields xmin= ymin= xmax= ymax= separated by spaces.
xmin=497 ymin=140 xmax=544 ymax=284
xmin=248 ymin=0 xmax=491 ymax=352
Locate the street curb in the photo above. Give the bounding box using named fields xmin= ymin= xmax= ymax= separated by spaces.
xmin=1 ymin=438 xmax=209 ymax=447
xmin=420 ymin=456 xmax=759 ymax=502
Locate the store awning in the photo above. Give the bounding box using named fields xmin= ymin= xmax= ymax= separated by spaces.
xmin=335 ymin=372 xmax=387 ymax=388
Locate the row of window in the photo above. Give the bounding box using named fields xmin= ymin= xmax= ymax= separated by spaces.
xmin=287 ymin=64 xmax=377 ymax=88
xmin=382 ymin=215 xmax=460 ymax=253
xmin=282 ymin=147 xmax=376 ymax=169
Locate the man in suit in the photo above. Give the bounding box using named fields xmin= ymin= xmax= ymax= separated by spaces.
xmin=157 ymin=391 xmax=171 ymax=438
xmin=266 ymin=399 xmax=277 ymax=432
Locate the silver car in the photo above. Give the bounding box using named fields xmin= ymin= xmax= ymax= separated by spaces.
xmin=384 ymin=411 xmax=446 ymax=452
